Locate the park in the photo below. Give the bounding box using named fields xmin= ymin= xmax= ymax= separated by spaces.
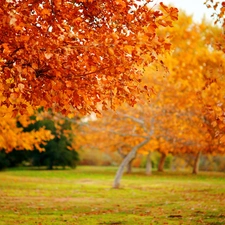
xmin=0 ymin=166 xmax=225 ymax=225
xmin=0 ymin=0 xmax=225 ymax=224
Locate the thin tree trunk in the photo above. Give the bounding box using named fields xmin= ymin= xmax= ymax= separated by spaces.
xmin=117 ymin=146 xmax=134 ymax=174
xmin=158 ymin=152 xmax=166 ymax=172
xmin=192 ymin=151 xmax=201 ymax=174
xmin=126 ymin=158 xmax=134 ymax=174
xmin=146 ymin=151 xmax=152 ymax=175
xmin=113 ymin=139 xmax=150 ymax=189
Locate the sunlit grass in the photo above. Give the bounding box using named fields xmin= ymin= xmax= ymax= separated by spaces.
xmin=0 ymin=166 xmax=224 ymax=224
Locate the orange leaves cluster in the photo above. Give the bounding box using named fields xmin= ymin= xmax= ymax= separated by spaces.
xmin=0 ymin=89 xmax=53 ymax=153
xmin=162 ymin=12 xmax=225 ymax=155
xmin=0 ymin=106 xmax=54 ymax=153
xmin=204 ymin=0 xmax=225 ymax=25
xmin=158 ymin=2 xmax=179 ymax=26
xmin=198 ymin=1 xmax=225 ymax=149
xmin=0 ymin=0 xmax=178 ymax=116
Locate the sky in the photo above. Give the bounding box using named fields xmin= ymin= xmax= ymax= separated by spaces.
xmin=162 ymin=0 xmax=215 ymax=23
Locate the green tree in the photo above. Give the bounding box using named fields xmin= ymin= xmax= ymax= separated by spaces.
xmin=24 ymin=112 xmax=79 ymax=169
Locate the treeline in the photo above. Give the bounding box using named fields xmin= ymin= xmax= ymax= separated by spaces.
xmin=77 ymin=148 xmax=225 ymax=173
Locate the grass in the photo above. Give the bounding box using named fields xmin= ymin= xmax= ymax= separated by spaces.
xmin=0 ymin=166 xmax=225 ymax=225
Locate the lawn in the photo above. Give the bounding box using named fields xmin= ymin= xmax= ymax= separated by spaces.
xmin=0 ymin=166 xmax=224 ymax=225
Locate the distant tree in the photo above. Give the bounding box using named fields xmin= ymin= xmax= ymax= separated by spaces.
xmin=76 ymin=12 xmax=225 ymax=187
xmin=22 ymin=111 xmax=79 ymax=169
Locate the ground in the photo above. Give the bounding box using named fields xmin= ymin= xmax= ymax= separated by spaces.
xmin=0 ymin=166 xmax=224 ymax=224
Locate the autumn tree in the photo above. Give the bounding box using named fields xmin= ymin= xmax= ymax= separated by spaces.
xmin=0 ymin=105 xmax=53 ymax=153
xmin=77 ymin=11 xmax=225 ymax=187
xmin=151 ymin=11 xmax=225 ymax=174
xmin=0 ymin=89 xmax=53 ymax=165
xmin=0 ymin=0 xmax=178 ymax=116
xmin=79 ymin=95 xmax=175 ymax=188
xmin=202 ymin=1 xmax=225 ymax=147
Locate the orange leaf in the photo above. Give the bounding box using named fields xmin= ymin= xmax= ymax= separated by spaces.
xmin=220 ymin=135 xmax=225 ymax=144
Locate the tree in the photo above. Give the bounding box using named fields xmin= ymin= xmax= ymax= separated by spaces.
xmin=0 ymin=0 xmax=178 ymax=115
xmin=0 ymin=109 xmax=79 ymax=170
xmin=77 ymin=12 xmax=225 ymax=187
xmin=203 ymin=1 xmax=225 ymax=145
xmin=164 ymin=12 xmax=225 ymax=166
xmin=24 ymin=111 xmax=79 ymax=169
xmin=0 ymin=105 xmax=53 ymax=153
xmin=1 ymin=149 xmax=30 ymax=168
xmin=79 ymin=99 xmax=161 ymax=188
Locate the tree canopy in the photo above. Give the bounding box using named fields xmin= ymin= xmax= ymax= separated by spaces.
xmin=0 ymin=0 xmax=178 ymax=115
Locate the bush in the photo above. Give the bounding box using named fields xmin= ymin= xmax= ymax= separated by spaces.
xmin=25 ymin=114 xmax=79 ymax=170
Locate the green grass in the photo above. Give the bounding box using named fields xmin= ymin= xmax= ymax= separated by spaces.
xmin=0 ymin=166 xmax=225 ymax=225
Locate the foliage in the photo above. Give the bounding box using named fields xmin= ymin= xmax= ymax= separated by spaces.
xmin=0 ymin=105 xmax=53 ymax=153
xmin=0 ymin=0 xmax=178 ymax=115
xmin=0 ymin=110 xmax=79 ymax=170
xmin=31 ymin=136 xmax=79 ymax=169
xmin=23 ymin=111 xmax=79 ymax=169
xmin=205 ymin=0 xmax=225 ymax=25
xmin=1 ymin=149 xmax=30 ymax=167
xmin=163 ymin=12 xmax=225 ymax=154
xmin=203 ymin=0 xmax=225 ymax=143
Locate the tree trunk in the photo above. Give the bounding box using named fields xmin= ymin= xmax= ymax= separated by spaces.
xmin=158 ymin=152 xmax=166 ymax=172
xmin=126 ymin=158 xmax=134 ymax=174
xmin=192 ymin=151 xmax=201 ymax=174
xmin=146 ymin=151 xmax=152 ymax=175
xmin=117 ymin=146 xmax=134 ymax=174
xmin=113 ymin=139 xmax=150 ymax=189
